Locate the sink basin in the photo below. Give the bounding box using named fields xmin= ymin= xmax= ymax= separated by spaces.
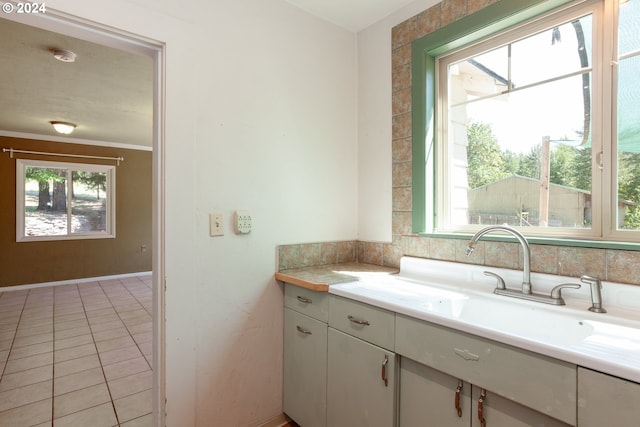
xmin=329 ymin=256 xmax=640 ymax=382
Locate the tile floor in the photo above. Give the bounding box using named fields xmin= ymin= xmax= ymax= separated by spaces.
xmin=0 ymin=274 xmax=153 ymax=426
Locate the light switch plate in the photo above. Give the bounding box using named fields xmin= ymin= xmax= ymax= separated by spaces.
xmin=209 ymin=212 xmax=224 ymax=236
xmin=234 ymin=210 xmax=252 ymax=234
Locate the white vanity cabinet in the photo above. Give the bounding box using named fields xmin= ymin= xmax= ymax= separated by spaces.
xmin=396 ymin=314 xmax=576 ymax=427
xmin=283 ymin=284 xmax=329 ymax=427
xmin=578 ymin=367 xmax=640 ymax=427
xmin=327 ymin=295 xmax=397 ymax=427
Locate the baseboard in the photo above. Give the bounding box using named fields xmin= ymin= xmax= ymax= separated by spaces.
xmin=257 ymin=413 xmax=291 ymax=427
xmin=1 ymin=271 xmax=152 ymax=292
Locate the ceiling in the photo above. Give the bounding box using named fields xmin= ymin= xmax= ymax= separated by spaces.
xmin=0 ymin=1 xmax=413 ymax=149
xmin=0 ymin=17 xmax=153 ymax=148
xmin=284 ymin=0 xmax=418 ymax=32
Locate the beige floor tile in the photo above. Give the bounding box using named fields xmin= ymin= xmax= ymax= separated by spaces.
xmin=0 ymin=364 xmax=53 ymax=392
xmin=92 ymin=327 xmax=129 ymax=342
xmin=0 ymin=380 xmax=53 ymax=412
xmin=4 ymin=351 xmax=53 ymax=374
xmin=54 ymin=382 xmax=111 ymax=419
xmin=0 ymin=330 xmax=16 ymax=341
xmin=55 ymin=354 xmax=101 ymax=378
xmin=89 ymin=314 xmax=121 ymax=325
xmin=15 ymin=323 xmax=53 ymax=338
xmin=53 ymin=401 xmax=118 ymax=427
xmin=54 ymin=318 xmax=90 ymax=332
xmin=0 ymin=398 xmax=51 ymax=426
xmin=17 ymin=316 xmax=53 ymax=329
xmin=54 ymin=367 xmax=105 ymax=396
xmin=12 ymin=331 xmax=53 ymax=348
xmin=99 ymin=345 xmax=143 ymax=366
xmin=139 ymin=341 xmax=153 ymax=357
xmin=90 ymin=319 xmax=126 ymax=333
xmin=108 ymin=369 xmax=152 ymax=399
xmin=8 ymin=340 xmax=54 ymax=360
xmin=132 ymin=331 xmax=153 ymax=344
xmin=55 ymin=333 xmax=94 ymax=351
xmin=54 ymin=343 xmax=97 ymax=363
xmin=96 ymin=335 xmax=136 ymax=353
xmin=86 ymin=307 xmax=117 ymax=318
xmin=103 ymin=356 xmax=151 ymax=381
xmin=114 ymin=388 xmax=152 ymax=423
xmin=0 ymin=278 xmax=153 ymax=426
xmin=54 ymin=312 xmax=87 ymax=323
xmin=55 ymin=325 xmax=92 ymax=340
xmin=120 ymin=413 xmax=152 ymax=427
xmin=126 ymin=321 xmax=153 ymax=335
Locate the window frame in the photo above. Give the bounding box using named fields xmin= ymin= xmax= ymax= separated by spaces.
xmin=411 ymin=0 xmax=639 ymax=248
xmin=16 ymin=158 xmax=116 ymax=242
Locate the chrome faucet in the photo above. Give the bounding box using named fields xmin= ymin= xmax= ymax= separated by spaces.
xmin=466 ymin=225 xmax=532 ymax=295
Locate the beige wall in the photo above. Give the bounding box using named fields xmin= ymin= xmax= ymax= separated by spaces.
xmin=0 ymin=136 xmax=152 ymax=286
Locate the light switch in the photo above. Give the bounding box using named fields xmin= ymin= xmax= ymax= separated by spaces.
xmin=209 ymin=212 xmax=224 ymax=236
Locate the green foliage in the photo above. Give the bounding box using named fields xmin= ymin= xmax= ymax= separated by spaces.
xmin=466 ymin=123 xmax=506 ymax=188
xmin=73 ymin=171 xmax=107 ymax=199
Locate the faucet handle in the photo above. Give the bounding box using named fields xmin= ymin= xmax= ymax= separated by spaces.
xmin=484 ymin=271 xmax=506 ymax=290
xmin=550 ymin=283 xmax=581 ymax=304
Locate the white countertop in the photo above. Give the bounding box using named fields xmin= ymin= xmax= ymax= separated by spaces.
xmin=329 ymin=257 xmax=640 ymax=383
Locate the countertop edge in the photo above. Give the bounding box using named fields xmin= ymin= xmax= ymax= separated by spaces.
xmin=274 ymin=272 xmax=329 ymax=292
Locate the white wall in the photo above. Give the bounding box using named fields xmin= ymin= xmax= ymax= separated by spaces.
xmin=41 ymin=0 xmax=357 ymax=425
xmin=356 ymin=0 xmax=439 ymax=243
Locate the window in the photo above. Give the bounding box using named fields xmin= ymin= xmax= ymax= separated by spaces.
xmin=16 ymin=159 xmax=115 ymax=241
xmin=413 ymin=0 xmax=640 ymax=242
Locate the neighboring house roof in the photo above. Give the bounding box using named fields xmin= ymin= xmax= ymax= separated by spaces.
xmin=469 ymin=174 xmax=636 ymax=207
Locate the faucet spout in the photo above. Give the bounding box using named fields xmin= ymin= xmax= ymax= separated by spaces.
xmin=467 ymin=225 xmax=532 ymax=294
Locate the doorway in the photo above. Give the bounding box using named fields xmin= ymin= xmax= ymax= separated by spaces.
xmin=0 ymin=9 xmax=165 ymax=426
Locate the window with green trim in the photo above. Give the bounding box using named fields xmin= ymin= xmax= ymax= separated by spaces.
xmin=413 ymin=0 xmax=640 ymax=242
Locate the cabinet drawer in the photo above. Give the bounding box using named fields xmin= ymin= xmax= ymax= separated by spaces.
xmin=396 ymin=314 xmax=576 ymax=426
xmin=329 ymin=295 xmax=395 ymax=350
xmin=284 ymin=283 xmax=329 ymax=322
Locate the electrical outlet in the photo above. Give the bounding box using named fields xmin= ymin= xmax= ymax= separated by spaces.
xmin=234 ymin=210 xmax=252 ymax=234
xmin=209 ymin=212 xmax=224 ymax=236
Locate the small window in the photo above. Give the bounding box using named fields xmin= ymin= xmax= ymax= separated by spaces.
xmin=16 ymin=159 xmax=115 ymax=241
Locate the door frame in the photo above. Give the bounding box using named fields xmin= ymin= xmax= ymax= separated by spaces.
xmin=2 ymin=8 xmax=166 ymax=426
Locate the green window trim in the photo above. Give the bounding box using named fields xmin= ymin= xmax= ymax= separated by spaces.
xmin=407 ymin=0 xmax=640 ymax=251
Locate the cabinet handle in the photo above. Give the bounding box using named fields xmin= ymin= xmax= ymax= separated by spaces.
xmin=296 ymin=325 xmax=312 ymax=335
xmin=381 ymin=354 xmax=389 ymax=387
xmin=478 ymin=388 xmax=487 ymax=427
xmin=296 ymin=295 xmax=312 ymax=304
xmin=455 ymin=380 xmax=463 ymax=417
xmin=347 ymin=315 xmax=370 ymax=326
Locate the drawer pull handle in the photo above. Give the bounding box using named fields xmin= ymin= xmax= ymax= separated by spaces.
xmin=478 ymin=388 xmax=487 ymax=427
xmin=454 ymin=348 xmax=480 ymax=361
xmin=381 ymin=354 xmax=389 ymax=387
xmin=296 ymin=296 xmax=312 ymax=304
xmin=455 ymin=380 xmax=463 ymax=417
xmin=347 ymin=315 xmax=370 ymax=326
xmin=296 ymin=325 xmax=312 ymax=335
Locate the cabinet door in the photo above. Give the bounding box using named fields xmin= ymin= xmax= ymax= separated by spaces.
xmin=471 ymin=387 xmax=572 ymax=427
xmin=284 ymin=308 xmax=327 ymax=427
xmin=578 ymin=367 xmax=640 ymax=427
xmin=327 ymin=328 xmax=396 ymax=427
xmin=399 ymin=358 xmax=470 ymax=426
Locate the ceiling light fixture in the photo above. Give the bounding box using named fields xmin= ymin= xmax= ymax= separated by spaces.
xmin=50 ymin=121 xmax=77 ymax=135
xmin=52 ymin=48 xmax=77 ymax=63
